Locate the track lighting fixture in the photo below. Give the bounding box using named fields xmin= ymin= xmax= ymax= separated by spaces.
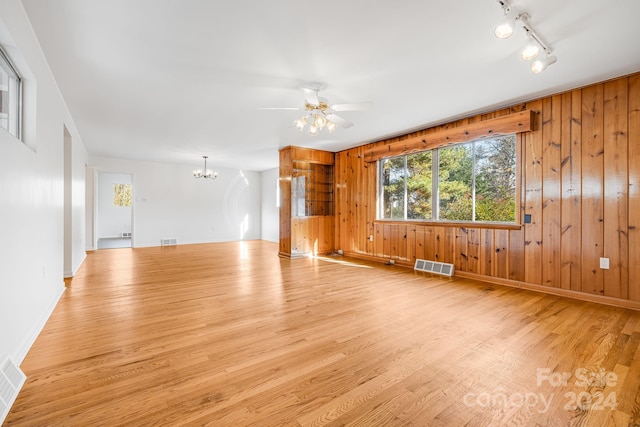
xmin=494 ymin=0 xmax=556 ymax=73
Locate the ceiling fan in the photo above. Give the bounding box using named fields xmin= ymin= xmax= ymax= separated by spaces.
xmin=262 ymin=83 xmax=372 ymax=135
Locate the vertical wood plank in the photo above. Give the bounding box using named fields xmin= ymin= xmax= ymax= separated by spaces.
xmin=480 ymin=229 xmax=493 ymax=276
xmin=391 ymin=224 xmax=401 ymax=260
xmin=365 ymin=158 xmax=376 ymax=256
xmin=373 ymin=222 xmax=382 ymax=257
xmin=629 ymin=74 xmax=640 ymax=302
xmin=581 ymin=84 xmax=605 ymax=295
xmin=508 ymin=228 xmax=525 ymax=282
xmin=415 ymin=225 xmax=425 ymax=261
xmin=561 ymin=90 xmax=583 ymax=291
xmin=495 ymin=229 xmax=509 ymax=279
xmin=383 ymin=224 xmax=391 ymax=259
xmin=434 ymin=226 xmax=444 ymax=262
xmin=510 ymin=132 xmax=526 ymax=282
xmin=467 ymin=228 xmax=480 ymax=273
xmin=349 ymin=150 xmax=360 ymax=254
xmin=603 ymin=78 xmax=629 ymax=299
xmin=542 ymin=95 xmax=562 ymax=287
xmin=407 ymin=225 xmax=416 ymax=264
xmin=279 ymin=148 xmax=292 ymax=256
xmin=424 ymin=226 xmax=435 ymax=261
xmin=444 ymin=227 xmax=455 ymax=265
xmin=398 ymin=224 xmax=407 ymax=261
xmin=454 ymin=227 xmax=468 ymax=272
xmin=524 ymin=102 xmax=544 ymax=285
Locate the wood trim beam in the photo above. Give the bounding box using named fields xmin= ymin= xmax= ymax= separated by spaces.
xmin=364 ymin=109 xmax=535 ymax=162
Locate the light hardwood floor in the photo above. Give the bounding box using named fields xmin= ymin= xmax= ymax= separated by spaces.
xmin=6 ymin=241 xmax=640 ymax=426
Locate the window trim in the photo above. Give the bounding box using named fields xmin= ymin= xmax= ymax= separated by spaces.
xmin=377 ymin=134 xmax=521 ymax=226
xmin=0 ymin=46 xmax=22 ymax=140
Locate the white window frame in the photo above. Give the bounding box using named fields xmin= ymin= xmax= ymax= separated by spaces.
xmin=0 ymin=46 xmax=22 ymax=140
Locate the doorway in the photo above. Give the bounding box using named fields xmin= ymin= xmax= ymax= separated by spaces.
xmin=96 ymin=172 xmax=133 ymax=249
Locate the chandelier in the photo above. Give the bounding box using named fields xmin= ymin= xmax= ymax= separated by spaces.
xmin=193 ymin=155 xmax=218 ymax=180
xmin=293 ymin=101 xmax=337 ymax=135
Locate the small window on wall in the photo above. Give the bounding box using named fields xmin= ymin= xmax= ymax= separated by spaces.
xmin=0 ymin=47 xmax=22 ymax=139
xmin=113 ymin=184 xmax=132 ymax=207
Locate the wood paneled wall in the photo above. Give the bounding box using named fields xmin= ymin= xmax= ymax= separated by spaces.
xmin=279 ymin=146 xmax=335 ymax=258
xmin=335 ymin=72 xmax=640 ymax=306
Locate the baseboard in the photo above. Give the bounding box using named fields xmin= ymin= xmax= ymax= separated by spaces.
xmin=64 ymin=252 xmax=87 ymax=279
xmin=14 ymin=284 xmax=66 ymax=365
xmin=455 ymin=271 xmax=640 ymax=311
xmin=343 ymin=252 xmax=640 ymax=312
xmin=342 ymin=251 xmax=413 ymax=266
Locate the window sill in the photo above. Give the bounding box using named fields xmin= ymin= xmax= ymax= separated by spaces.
xmin=374 ymin=219 xmax=522 ymax=230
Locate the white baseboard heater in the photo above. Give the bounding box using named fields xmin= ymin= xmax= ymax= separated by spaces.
xmin=121 ymin=232 xmax=132 ymax=238
xmin=414 ymin=259 xmax=455 ymax=277
xmin=0 ymin=355 xmax=26 ymax=424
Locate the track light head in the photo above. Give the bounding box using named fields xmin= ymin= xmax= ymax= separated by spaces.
xmin=495 ymin=22 xmax=514 ymax=39
xmin=494 ymin=4 xmax=516 ymax=39
xmin=531 ymin=55 xmax=557 ymax=74
xmin=521 ymin=34 xmax=540 ymax=61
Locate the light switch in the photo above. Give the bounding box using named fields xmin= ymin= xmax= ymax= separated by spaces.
xmin=600 ymin=257 xmax=610 ymax=269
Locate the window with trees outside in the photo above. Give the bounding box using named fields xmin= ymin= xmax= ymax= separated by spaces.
xmin=379 ymin=135 xmax=516 ymax=223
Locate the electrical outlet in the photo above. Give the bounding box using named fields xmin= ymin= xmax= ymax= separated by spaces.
xmin=369 ymin=235 xmax=374 ymax=241
xmin=600 ymin=257 xmax=610 ymax=269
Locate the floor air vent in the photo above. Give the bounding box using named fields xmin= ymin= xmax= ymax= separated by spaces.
xmin=414 ymin=259 xmax=455 ymax=277
xmin=161 ymin=238 xmax=177 ymax=246
xmin=0 ymin=355 xmax=26 ymax=424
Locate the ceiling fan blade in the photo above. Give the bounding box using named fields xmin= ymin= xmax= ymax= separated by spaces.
xmin=330 ymin=101 xmax=373 ymax=112
xmin=326 ymin=113 xmax=353 ymax=129
xmin=259 ymin=107 xmax=303 ymax=111
xmin=302 ymin=88 xmax=320 ymax=106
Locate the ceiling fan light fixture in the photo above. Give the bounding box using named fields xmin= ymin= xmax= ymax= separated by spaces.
xmin=294 ymin=116 xmax=307 ymax=130
xmin=264 ymin=84 xmax=369 ymax=135
xmin=313 ymin=114 xmax=327 ymax=128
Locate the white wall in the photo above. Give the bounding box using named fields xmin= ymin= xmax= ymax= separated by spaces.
xmin=85 ymin=168 xmax=97 ymax=250
xmin=88 ymin=156 xmax=262 ymax=247
xmin=261 ymin=167 xmax=279 ymax=243
xmin=64 ymin=127 xmax=88 ymax=277
xmin=97 ymin=172 xmax=132 ymax=239
xmin=0 ymin=1 xmax=87 ymax=363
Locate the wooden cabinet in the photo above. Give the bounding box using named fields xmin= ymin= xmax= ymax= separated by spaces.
xmin=279 ymin=146 xmax=335 ymax=258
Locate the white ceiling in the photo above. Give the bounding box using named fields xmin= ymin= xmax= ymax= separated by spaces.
xmin=21 ymin=0 xmax=640 ymax=171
